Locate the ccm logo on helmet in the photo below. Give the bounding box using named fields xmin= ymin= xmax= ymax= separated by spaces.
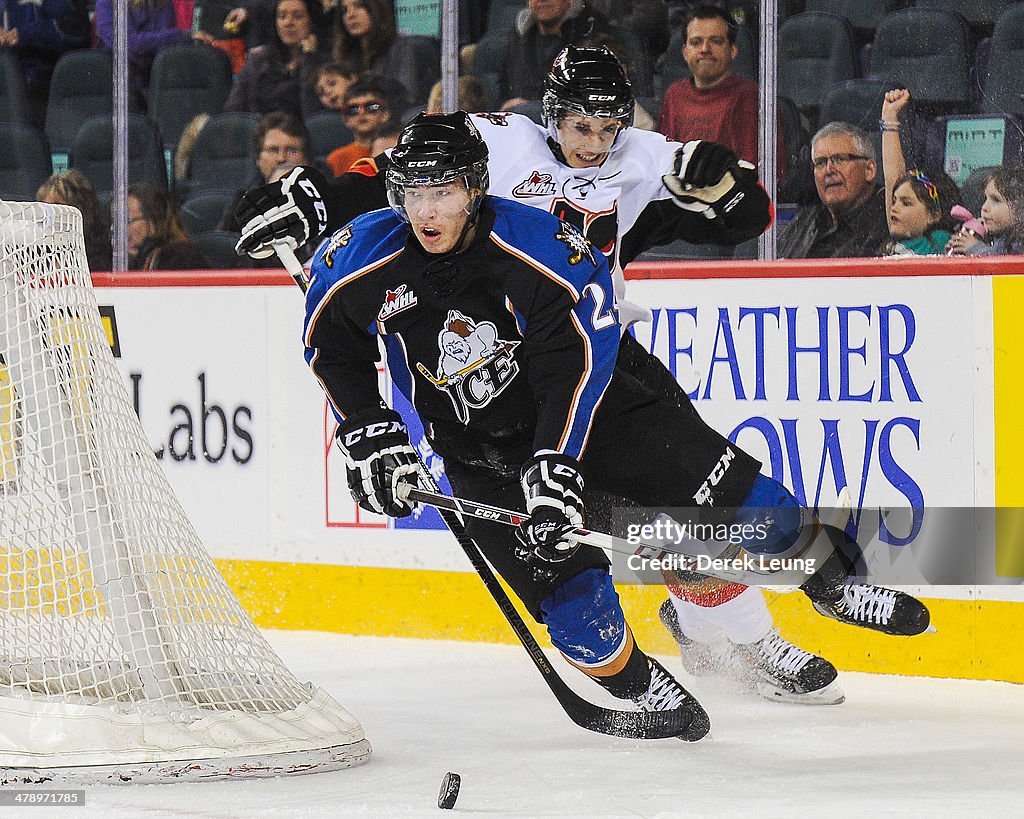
xmin=587 ymin=94 xmax=616 ymax=101
xmin=408 ymin=160 xmax=438 ymax=168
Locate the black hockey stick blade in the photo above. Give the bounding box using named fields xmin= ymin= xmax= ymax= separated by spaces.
xmin=435 ymin=499 xmax=701 ymax=740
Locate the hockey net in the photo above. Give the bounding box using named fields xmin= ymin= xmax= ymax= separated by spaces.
xmin=0 ymin=201 xmax=370 ymax=783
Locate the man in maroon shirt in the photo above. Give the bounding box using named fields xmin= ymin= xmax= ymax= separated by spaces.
xmin=656 ymin=5 xmax=786 ymax=182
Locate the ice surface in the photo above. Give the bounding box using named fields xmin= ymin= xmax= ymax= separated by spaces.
xmin=65 ymin=632 xmax=1024 ymax=818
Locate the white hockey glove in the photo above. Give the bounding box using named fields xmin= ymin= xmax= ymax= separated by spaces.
xmin=516 ymin=453 xmax=585 ymax=563
xmin=336 ymin=408 xmax=419 ymax=518
xmin=662 ymin=140 xmax=755 ymax=217
xmin=234 ymin=165 xmax=329 ymax=260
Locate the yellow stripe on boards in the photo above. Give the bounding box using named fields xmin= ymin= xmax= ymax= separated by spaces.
xmin=216 ymin=559 xmax=1024 ymax=683
xmin=993 ymin=277 xmax=1024 ymax=578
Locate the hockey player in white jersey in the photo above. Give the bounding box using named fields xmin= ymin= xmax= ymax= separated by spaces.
xmin=233 ymin=47 xmax=931 ymax=705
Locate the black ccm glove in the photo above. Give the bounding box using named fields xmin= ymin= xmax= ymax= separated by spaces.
xmin=516 ymin=453 xmax=585 ymax=563
xmin=234 ymin=166 xmax=329 ymax=260
xmin=662 ymin=140 xmax=756 ymax=218
xmin=336 ymin=408 xmax=419 ymax=518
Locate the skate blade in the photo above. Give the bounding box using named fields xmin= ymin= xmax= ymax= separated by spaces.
xmin=755 ymin=679 xmax=846 ymax=706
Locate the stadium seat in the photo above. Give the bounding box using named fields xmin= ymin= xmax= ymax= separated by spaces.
xmin=0 ymin=50 xmax=29 ymax=124
xmin=776 ymin=95 xmax=815 ymax=205
xmin=180 ymin=189 xmax=237 ymax=237
xmin=868 ymin=8 xmax=972 ymax=114
xmin=914 ymin=0 xmax=1006 ymax=30
xmin=193 ymin=231 xmax=247 ymax=270
xmin=470 ymin=33 xmax=509 ymax=110
xmin=484 ymin=0 xmax=526 ymax=37
xmin=508 ymin=100 xmax=543 ymax=125
xmin=403 ymin=35 xmax=442 ymax=107
xmin=979 ymin=3 xmax=1024 ymax=116
xmin=148 ymin=43 xmax=233 ymax=150
xmin=185 ymin=112 xmax=260 ymax=196
xmin=777 ymin=13 xmax=859 ymax=122
xmin=654 ymin=23 xmax=756 ymax=100
xmin=44 ymin=50 xmax=114 ymax=160
xmin=0 ymin=123 xmax=52 ymax=200
xmin=305 ymin=110 xmax=354 ymax=164
xmin=608 ymin=24 xmax=654 ymax=97
xmin=818 ymin=78 xmax=890 ymax=154
xmin=803 ymin=0 xmax=889 ymax=36
xmin=71 ymin=114 xmax=166 ymax=195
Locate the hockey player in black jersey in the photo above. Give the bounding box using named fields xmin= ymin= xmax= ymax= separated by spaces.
xmin=237 ymin=50 xmax=932 ymax=707
xmin=304 ymin=112 xmax=711 ymax=740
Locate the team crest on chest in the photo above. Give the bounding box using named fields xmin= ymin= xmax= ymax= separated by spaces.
xmin=377 ymin=283 xmax=418 ymax=322
xmin=513 ymin=171 xmax=558 ymax=197
xmin=555 ymin=221 xmax=596 ymax=266
xmin=416 ymin=309 xmax=520 ymax=423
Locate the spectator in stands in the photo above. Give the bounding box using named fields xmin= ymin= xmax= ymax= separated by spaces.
xmin=946 ymin=165 xmax=1024 ymax=256
xmin=325 ymin=76 xmax=391 ymax=175
xmin=314 ymin=61 xmax=360 ymax=110
xmin=224 ymin=0 xmax=325 ymax=119
xmin=219 ymin=110 xmax=313 ymax=231
xmin=36 ymin=169 xmax=112 ymax=272
xmin=879 ymin=88 xmax=962 ymax=256
xmin=0 ymin=0 xmax=90 ymax=127
xmin=779 ymin=122 xmax=889 ymax=259
xmin=499 ymin=0 xmax=613 ymax=110
xmin=123 ymin=182 xmax=209 ymax=270
xmin=95 ymin=0 xmax=215 ymax=111
xmin=656 ymin=5 xmax=786 ymax=180
xmin=332 ymin=0 xmax=421 ymax=110
xmin=425 ymin=76 xmax=487 ymax=114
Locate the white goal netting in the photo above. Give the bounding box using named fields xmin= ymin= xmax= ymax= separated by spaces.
xmin=0 ymin=201 xmax=369 ymax=783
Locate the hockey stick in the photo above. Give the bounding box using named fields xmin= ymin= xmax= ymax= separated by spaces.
xmin=273 ymin=242 xmax=695 ymax=740
xmin=397 ymin=484 xmax=837 ymax=588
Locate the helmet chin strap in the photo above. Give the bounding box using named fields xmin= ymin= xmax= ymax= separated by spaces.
xmin=547 ymin=135 xmax=570 ymax=165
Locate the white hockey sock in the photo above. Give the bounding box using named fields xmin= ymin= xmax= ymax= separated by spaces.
xmin=668 ymin=594 xmax=723 ymax=645
xmin=688 ymin=586 xmax=774 ymax=646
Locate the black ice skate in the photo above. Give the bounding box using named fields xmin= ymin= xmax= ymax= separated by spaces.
xmin=801 ymin=554 xmax=930 ymax=636
xmin=659 ymin=599 xmax=843 ymax=704
xmin=736 ymin=629 xmax=843 ymax=705
xmin=632 ymin=658 xmax=711 ymax=742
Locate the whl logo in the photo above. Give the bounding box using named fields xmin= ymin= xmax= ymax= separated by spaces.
xmin=513 ymin=171 xmax=557 ymax=197
xmin=378 ymin=284 xmax=418 ymax=322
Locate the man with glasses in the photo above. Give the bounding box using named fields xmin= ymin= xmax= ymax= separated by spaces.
xmin=219 ymin=111 xmax=313 ymax=235
xmin=780 ymin=122 xmax=889 ymax=259
xmin=326 ymin=78 xmax=394 ymax=176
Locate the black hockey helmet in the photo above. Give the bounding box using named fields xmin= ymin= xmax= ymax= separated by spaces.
xmin=386 ymin=111 xmax=490 ymax=221
xmin=542 ymin=45 xmax=635 ymax=130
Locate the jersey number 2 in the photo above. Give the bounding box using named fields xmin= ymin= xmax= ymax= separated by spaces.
xmin=583 ymin=282 xmax=616 ymax=331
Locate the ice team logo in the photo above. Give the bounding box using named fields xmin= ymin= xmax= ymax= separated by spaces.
xmin=377 ymin=284 xmax=418 ymax=322
xmin=417 ymin=309 xmax=520 ymax=423
xmin=513 ymin=171 xmax=558 ymax=198
xmin=322 ymin=225 xmax=353 ymax=268
xmin=555 ymin=221 xmax=596 ymax=266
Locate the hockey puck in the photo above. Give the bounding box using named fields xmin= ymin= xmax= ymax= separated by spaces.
xmin=438 ymin=771 xmax=461 ymax=810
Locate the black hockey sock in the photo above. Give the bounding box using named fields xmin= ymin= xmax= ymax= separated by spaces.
xmin=586 ymin=642 xmax=652 ymax=700
xmin=799 ymin=524 xmax=865 ymax=599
